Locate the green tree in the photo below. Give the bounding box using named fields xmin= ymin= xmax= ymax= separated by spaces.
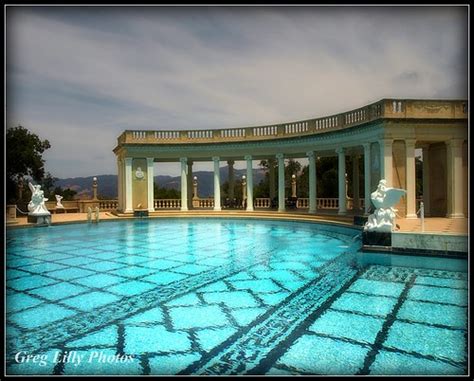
xmin=154 ymin=183 xmax=180 ymax=199
xmin=41 ymin=172 xmax=58 ymax=199
xmin=52 ymin=186 xmax=78 ymax=201
xmin=6 ymin=126 xmax=51 ymax=203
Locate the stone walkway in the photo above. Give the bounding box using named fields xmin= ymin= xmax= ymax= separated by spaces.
xmin=6 ymin=211 xmax=468 ymax=235
xmin=396 ymin=217 xmax=468 ymax=234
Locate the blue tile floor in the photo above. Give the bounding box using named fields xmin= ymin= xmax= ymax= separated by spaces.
xmin=6 ymin=219 xmax=468 ymax=375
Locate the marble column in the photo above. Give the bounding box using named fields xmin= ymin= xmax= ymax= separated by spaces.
xmin=245 ymin=155 xmax=254 ymax=211
xmin=180 ymin=158 xmax=188 ymax=211
xmin=379 ymin=139 xmax=393 ymax=186
xmin=124 ymin=157 xmax=133 ymax=213
xmin=213 ymin=156 xmax=221 ymax=211
xmin=446 ymin=139 xmax=464 ymax=218
xmin=228 ymin=160 xmax=235 ymax=201
xmin=187 ymin=160 xmax=193 ymax=209
xmin=336 ymin=148 xmax=346 ymax=215
xmin=276 ymin=153 xmax=285 ymax=212
xmin=242 ymin=176 xmax=247 ymax=207
xmin=147 ymin=157 xmax=155 ymax=212
xmin=363 ymin=143 xmax=371 ymax=214
xmin=405 ymin=139 xmax=417 ymax=219
xmin=307 ymin=151 xmax=317 ymax=214
xmin=117 ymin=158 xmax=123 ymax=211
xmin=268 ymin=158 xmax=276 ymax=200
xmin=421 ymin=145 xmax=431 ymax=216
xmin=352 ymin=155 xmax=360 ymax=212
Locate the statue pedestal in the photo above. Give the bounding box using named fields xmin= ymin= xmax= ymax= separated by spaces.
xmin=353 ymin=215 xmax=368 ymax=226
xmin=28 ymin=213 xmax=51 ymax=226
xmin=362 ymin=231 xmax=391 ymax=247
xmin=133 ymin=209 xmax=149 ymax=218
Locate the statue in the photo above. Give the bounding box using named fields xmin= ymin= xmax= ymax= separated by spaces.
xmin=364 ymin=179 xmax=406 ymax=232
xmin=95 ymin=206 xmax=100 ymax=222
xmin=135 ymin=167 xmax=145 ymax=180
xmin=55 ymin=194 xmax=64 ymax=208
xmin=27 ymin=182 xmax=51 ymax=216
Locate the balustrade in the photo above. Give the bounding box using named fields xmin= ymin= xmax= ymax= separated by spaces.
xmin=317 ymin=198 xmax=339 ymax=209
xmin=37 ymin=196 xmax=371 ymax=214
xmin=296 ymin=198 xmax=309 ymax=208
xmin=99 ymin=200 xmax=118 ymax=210
xmin=198 ymin=199 xmax=215 ymax=208
xmin=255 ymin=198 xmax=271 ymax=208
xmin=118 ymin=99 xmax=465 ymax=146
xmin=154 ymin=199 xmax=181 ymax=209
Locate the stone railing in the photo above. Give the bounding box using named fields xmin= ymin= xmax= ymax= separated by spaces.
xmin=297 ymin=198 xmax=309 ymax=208
xmin=251 ymin=197 xmax=368 ymax=211
xmin=24 ymin=199 xmax=121 ymax=213
xmin=197 ymin=199 xmax=215 ymax=208
xmin=99 ymin=200 xmax=119 ymax=210
xmin=255 ymin=198 xmax=271 ymax=208
xmin=154 ymin=199 xmax=181 ymax=209
xmin=317 ymin=198 xmax=339 ymax=209
xmin=116 ymin=99 xmax=467 ymax=146
xmin=346 ymin=198 xmax=365 ymax=210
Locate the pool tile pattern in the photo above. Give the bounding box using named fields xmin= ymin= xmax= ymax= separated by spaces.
xmin=6 ymin=220 xmax=468 ymax=375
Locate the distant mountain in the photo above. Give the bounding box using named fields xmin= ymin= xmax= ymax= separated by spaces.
xmin=54 ymin=166 xmax=266 ymax=199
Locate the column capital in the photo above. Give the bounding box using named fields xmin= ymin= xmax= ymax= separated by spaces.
xmin=335 ymin=147 xmax=345 ymax=155
xmin=187 ymin=159 xmax=194 ymax=166
xmin=363 ymin=142 xmax=371 ymax=150
xmin=124 ymin=157 xmax=133 ymax=164
xmin=446 ymin=138 xmax=464 ymax=149
xmin=244 ymin=155 xmax=252 ymax=161
xmin=379 ymin=138 xmax=393 ymax=146
xmin=227 ymin=159 xmax=235 ymax=166
xmin=146 ymin=157 xmax=154 ymax=165
xmin=306 ymin=151 xmax=315 ymax=158
xmin=405 ymin=138 xmax=416 ymax=148
xmin=180 ymin=157 xmax=187 ymax=165
xmin=419 ymin=143 xmax=431 ymax=150
xmin=276 ymin=153 xmax=284 ymax=160
xmin=212 ymin=156 xmax=220 ymax=162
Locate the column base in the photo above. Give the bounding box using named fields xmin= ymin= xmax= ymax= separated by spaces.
xmin=148 ymin=208 xmax=155 ymax=213
xmin=338 ymin=210 xmax=347 ymax=215
xmin=308 ymin=209 xmax=316 ymax=214
xmin=405 ymin=213 xmax=418 ymax=219
xmin=278 ymin=209 xmax=286 ymax=213
xmin=447 ymin=213 xmax=465 ymax=219
xmin=214 ymin=207 xmax=222 ymax=211
xmin=124 ymin=209 xmax=133 ymax=213
xmin=246 ymin=207 xmax=254 ymax=212
xmin=180 ymin=207 xmax=188 ymax=212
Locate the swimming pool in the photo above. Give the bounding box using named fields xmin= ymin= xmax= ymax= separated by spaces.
xmin=6 ymin=218 xmax=468 ymax=375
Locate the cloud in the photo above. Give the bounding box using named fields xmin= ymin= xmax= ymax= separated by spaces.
xmin=6 ymin=6 xmax=467 ymax=177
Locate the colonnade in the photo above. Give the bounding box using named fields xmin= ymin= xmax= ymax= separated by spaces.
xmin=117 ymin=137 xmax=466 ymax=218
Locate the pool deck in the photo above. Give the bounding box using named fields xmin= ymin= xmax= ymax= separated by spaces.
xmin=6 ymin=210 xmax=468 ymax=235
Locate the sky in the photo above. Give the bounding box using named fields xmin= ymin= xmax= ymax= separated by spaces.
xmin=6 ymin=5 xmax=468 ymax=178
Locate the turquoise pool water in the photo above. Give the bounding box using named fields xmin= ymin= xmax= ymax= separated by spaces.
xmin=6 ymin=219 xmax=468 ymax=375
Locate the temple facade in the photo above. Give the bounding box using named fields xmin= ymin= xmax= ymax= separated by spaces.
xmin=113 ymin=98 xmax=468 ymax=218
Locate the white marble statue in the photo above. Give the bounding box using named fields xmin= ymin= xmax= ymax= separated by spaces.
xmin=364 ymin=179 xmax=406 ymax=232
xmin=55 ymin=194 xmax=64 ymax=208
xmin=95 ymin=206 xmax=100 ymax=222
xmin=27 ymin=182 xmax=51 ymax=216
xmin=135 ymin=167 xmax=144 ymax=180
